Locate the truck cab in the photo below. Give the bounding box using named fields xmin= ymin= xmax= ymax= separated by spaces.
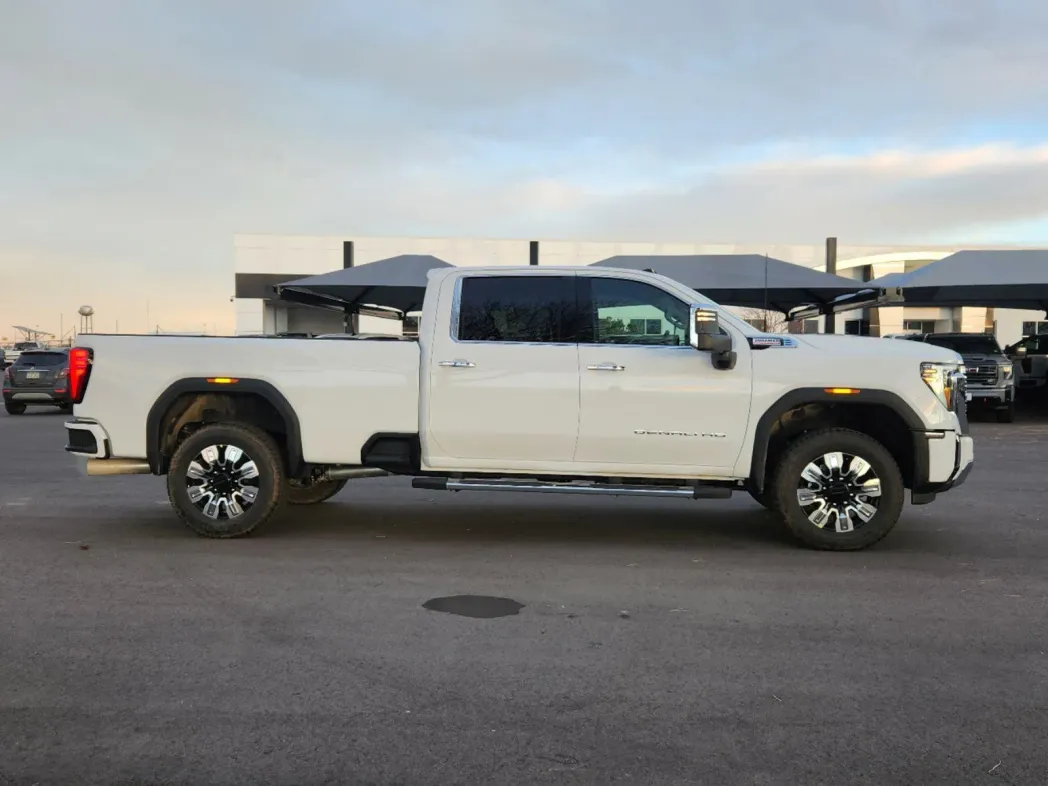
xmin=63 ymin=266 xmax=974 ymax=551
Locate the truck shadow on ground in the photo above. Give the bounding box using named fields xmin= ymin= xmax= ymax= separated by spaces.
xmin=69 ymin=484 xmax=997 ymax=557
xmin=261 ymin=497 xmax=801 ymax=549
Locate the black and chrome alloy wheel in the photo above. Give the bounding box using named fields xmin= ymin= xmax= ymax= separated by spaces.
xmin=185 ymin=443 xmax=260 ymax=520
xmin=774 ymin=428 xmax=903 ymax=551
xmin=796 ymin=451 xmax=882 ymax=534
xmin=167 ymin=422 xmax=284 ymax=538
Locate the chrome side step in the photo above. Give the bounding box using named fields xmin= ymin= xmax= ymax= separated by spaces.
xmin=412 ymin=477 xmax=732 ymax=499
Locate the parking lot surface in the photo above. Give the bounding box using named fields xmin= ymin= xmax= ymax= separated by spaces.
xmin=2 ymin=410 xmax=1047 ymax=785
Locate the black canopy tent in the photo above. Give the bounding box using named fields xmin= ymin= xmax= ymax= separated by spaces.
xmin=590 ymin=254 xmax=872 ymax=314
xmin=274 ymin=254 xmax=455 ymax=317
xmin=865 ymin=250 xmax=1048 ymax=316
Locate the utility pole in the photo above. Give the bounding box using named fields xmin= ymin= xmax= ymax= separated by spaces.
xmin=825 ymin=237 xmax=838 ymax=334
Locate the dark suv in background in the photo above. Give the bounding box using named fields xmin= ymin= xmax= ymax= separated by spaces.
xmin=2 ymin=348 xmax=72 ymax=415
xmin=896 ymin=333 xmax=1016 ymax=422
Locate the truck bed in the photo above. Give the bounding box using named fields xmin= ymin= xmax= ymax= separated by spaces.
xmin=73 ymin=335 xmax=421 ymax=463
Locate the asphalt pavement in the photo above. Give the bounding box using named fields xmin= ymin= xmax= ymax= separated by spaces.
xmin=1 ymin=409 xmax=1047 ymax=785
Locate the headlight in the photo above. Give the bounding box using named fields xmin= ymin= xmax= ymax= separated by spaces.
xmin=921 ymin=361 xmax=963 ymax=410
xmin=1002 ymin=363 xmax=1014 ymax=380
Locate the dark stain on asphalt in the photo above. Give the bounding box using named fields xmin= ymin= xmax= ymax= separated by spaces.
xmin=422 ymin=595 xmax=525 ymax=619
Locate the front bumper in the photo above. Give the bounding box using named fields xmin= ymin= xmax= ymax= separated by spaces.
xmin=911 ymin=430 xmax=974 ymax=504
xmin=966 ymin=385 xmax=1013 ymax=406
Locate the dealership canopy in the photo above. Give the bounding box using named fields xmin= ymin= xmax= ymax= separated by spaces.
xmin=275 ymin=254 xmax=454 ymax=314
xmin=590 ymin=254 xmax=869 ymax=313
xmin=867 ymin=250 xmax=1048 ymax=314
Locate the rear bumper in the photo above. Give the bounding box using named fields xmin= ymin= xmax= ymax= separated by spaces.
xmin=64 ymin=419 xmax=111 ymax=458
xmin=911 ymin=430 xmax=974 ymax=504
xmin=4 ymin=389 xmax=70 ymax=404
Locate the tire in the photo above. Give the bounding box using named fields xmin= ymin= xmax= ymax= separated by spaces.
xmin=996 ymin=402 xmax=1016 ymax=423
xmin=5 ymin=403 xmax=26 ymax=415
xmin=166 ymin=422 xmax=285 ymax=538
xmin=286 ymin=478 xmax=347 ymax=505
xmin=771 ymin=428 xmax=904 ymax=551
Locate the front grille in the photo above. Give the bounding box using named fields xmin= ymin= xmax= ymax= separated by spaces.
xmin=964 ymin=364 xmax=997 ymax=386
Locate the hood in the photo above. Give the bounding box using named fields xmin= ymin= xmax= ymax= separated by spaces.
xmin=957 ymin=352 xmax=1006 ymax=363
xmin=793 ymin=333 xmax=962 ymax=364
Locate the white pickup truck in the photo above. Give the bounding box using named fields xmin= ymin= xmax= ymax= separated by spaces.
xmin=64 ymin=266 xmax=973 ymax=550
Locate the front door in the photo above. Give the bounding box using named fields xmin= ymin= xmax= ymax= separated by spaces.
xmin=424 ymin=273 xmax=580 ymax=470
xmin=573 ymin=276 xmax=753 ymax=476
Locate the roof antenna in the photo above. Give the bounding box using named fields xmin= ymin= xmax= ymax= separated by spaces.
xmin=762 ymin=253 xmax=770 ymax=332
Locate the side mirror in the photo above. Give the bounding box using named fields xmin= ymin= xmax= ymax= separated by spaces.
xmin=690 ymin=306 xmax=736 ymax=370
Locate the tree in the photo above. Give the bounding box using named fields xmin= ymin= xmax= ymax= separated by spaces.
xmin=736 ymin=307 xmax=790 ymax=333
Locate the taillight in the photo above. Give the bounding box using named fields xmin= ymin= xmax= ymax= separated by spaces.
xmin=56 ymin=367 xmax=69 ymax=379
xmin=69 ymin=347 xmax=93 ymax=403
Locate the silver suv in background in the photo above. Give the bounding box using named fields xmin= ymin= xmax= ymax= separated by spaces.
xmin=893 ymin=333 xmax=1016 ymax=422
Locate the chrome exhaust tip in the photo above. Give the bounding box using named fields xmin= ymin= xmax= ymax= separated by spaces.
xmin=85 ymin=459 xmax=152 ymax=476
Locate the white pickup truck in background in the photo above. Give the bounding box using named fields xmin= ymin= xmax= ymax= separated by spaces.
xmin=64 ymin=266 xmax=974 ymax=550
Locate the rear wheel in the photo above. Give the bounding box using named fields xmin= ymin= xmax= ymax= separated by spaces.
xmin=4 ymin=403 xmax=26 ymax=415
xmin=166 ymin=423 xmax=284 ymax=538
xmin=772 ymin=428 xmax=904 ymax=551
xmin=286 ymin=478 xmax=347 ymax=505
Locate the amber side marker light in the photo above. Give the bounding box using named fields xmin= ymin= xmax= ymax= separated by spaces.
xmin=207 ymin=377 xmax=239 ymax=384
xmin=824 ymin=387 xmax=861 ymax=395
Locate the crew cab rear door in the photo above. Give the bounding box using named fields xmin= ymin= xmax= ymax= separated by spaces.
xmin=423 ymin=272 xmax=580 ymax=469
xmin=573 ymin=274 xmax=753 ymax=475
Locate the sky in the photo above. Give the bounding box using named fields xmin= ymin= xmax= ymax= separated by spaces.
xmin=2 ymin=0 xmax=1047 ymax=337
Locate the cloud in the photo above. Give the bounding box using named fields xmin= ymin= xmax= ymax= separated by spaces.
xmin=1 ymin=0 xmax=1047 ymax=332
xmin=575 ymin=143 xmax=1048 ymax=243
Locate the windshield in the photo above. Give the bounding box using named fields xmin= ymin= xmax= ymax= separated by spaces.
xmin=13 ymin=342 xmax=41 ymax=351
xmin=922 ymin=335 xmax=1001 ymax=354
xmin=15 ymin=352 xmax=68 ymax=368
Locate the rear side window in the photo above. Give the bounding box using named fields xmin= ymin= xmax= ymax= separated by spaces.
xmin=15 ymin=352 xmax=67 ymax=368
xmin=457 ymin=276 xmax=576 ymax=343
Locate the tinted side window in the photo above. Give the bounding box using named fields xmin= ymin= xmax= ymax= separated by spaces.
xmin=457 ymin=276 xmax=576 ymax=343
xmin=580 ymin=278 xmax=690 ymax=346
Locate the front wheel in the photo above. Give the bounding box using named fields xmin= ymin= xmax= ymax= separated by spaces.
xmin=166 ymin=423 xmax=285 ymax=538
xmin=772 ymin=428 xmax=904 ymax=551
xmin=997 ymin=401 xmax=1016 ymax=423
xmin=286 ymin=478 xmax=347 ymax=505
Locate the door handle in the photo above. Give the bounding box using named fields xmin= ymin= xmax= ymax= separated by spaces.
xmin=587 ymin=363 xmax=626 ymax=371
xmin=438 ymin=360 xmax=476 ymax=368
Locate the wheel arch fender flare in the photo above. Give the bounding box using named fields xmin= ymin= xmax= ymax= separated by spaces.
xmin=749 ymin=387 xmax=926 ymax=493
xmin=146 ymin=378 xmax=303 ymax=475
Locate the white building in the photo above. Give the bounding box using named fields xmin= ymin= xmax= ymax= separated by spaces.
xmin=233 ymin=234 xmax=1047 ymax=345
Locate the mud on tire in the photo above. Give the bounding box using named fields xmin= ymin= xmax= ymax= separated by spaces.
xmin=166 ymin=422 xmax=285 ymax=538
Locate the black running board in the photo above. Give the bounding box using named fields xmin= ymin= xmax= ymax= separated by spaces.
xmin=412 ymin=477 xmax=732 ymax=499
